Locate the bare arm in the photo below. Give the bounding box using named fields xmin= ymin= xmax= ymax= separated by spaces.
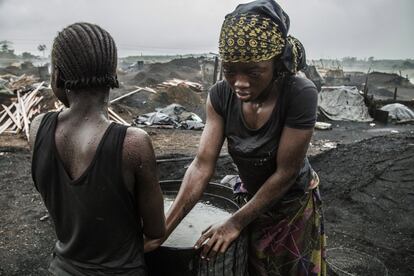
xmin=196 ymin=126 xmax=313 ymax=258
xmin=124 ymin=127 xmax=166 ymax=239
xmin=144 ymin=96 xmax=225 ymax=251
xmin=165 ymin=96 xmax=225 ymax=236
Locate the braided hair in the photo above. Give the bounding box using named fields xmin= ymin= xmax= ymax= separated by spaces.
xmin=51 ymin=22 xmax=119 ymax=90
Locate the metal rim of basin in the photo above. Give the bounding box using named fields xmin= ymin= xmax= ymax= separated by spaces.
xmin=159 ymin=180 xmax=239 ymax=250
xmin=326 ymin=247 xmax=388 ymax=276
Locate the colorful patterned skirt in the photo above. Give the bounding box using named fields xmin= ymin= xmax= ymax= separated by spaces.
xmin=234 ymin=173 xmax=326 ymax=276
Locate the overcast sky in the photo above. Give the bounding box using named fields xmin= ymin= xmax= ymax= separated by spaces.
xmin=0 ymin=0 xmax=412 ymax=59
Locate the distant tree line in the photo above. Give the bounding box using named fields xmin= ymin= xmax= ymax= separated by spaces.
xmin=0 ymin=40 xmax=47 ymax=60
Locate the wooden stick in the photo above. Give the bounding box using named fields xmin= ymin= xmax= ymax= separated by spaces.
xmin=29 ymin=96 xmax=44 ymax=115
xmin=136 ymin=86 xmax=157 ymax=94
xmin=1 ymin=104 xmax=20 ymax=130
xmin=108 ymin=109 xmax=128 ymax=125
xmin=108 ymin=108 xmax=129 ymax=125
xmin=110 ymin=86 xmax=157 ymax=104
xmin=15 ymin=100 xmax=21 ymax=129
xmin=5 ymin=103 xmax=24 ymax=130
xmin=23 ymin=82 xmax=44 ymax=108
xmin=108 ymin=114 xmax=122 ymax=124
xmin=28 ymin=107 xmax=41 ymax=120
xmin=110 ymin=88 xmax=143 ymax=104
xmin=0 ymin=108 xmax=9 ymax=123
xmin=23 ymin=92 xmax=38 ymax=109
xmin=0 ymin=103 xmax=23 ymax=129
xmin=107 ymin=108 xmax=122 ymax=124
xmin=10 ymin=124 xmax=18 ymax=132
xmin=17 ymin=91 xmax=30 ymax=141
xmin=0 ymin=118 xmax=13 ymax=134
xmin=25 ymin=96 xmax=43 ymax=116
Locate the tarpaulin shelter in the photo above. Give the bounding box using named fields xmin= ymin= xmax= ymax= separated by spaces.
xmin=318 ymin=86 xmax=372 ymax=122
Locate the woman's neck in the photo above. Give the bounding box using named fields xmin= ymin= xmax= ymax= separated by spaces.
xmin=250 ymin=78 xmax=280 ymax=107
xmin=64 ymin=88 xmax=110 ymax=121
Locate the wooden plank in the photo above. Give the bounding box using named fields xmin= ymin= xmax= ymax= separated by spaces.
xmin=23 ymin=81 xmax=44 ymax=108
xmin=1 ymin=104 xmax=20 ymax=130
xmin=15 ymin=100 xmax=21 ymax=129
xmin=110 ymin=86 xmax=157 ymax=104
xmin=23 ymin=92 xmax=38 ymax=110
xmin=25 ymin=96 xmax=43 ymax=116
xmin=17 ymin=91 xmax=30 ymax=141
xmin=108 ymin=114 xmax=122 ymax=124
xmin=9 ymin=124 xmax=18 ymax=132
xmin=4 ymin=130 xmax=18 ymax=134
xmin=28 ymin=96 xmax=44 ymax=117
xmin=0 ymin=108 xmax=10 ymax=123
xmin=0 ymin=118 xmax=13 ymax=134
xmin=136 ymin=86 xmax=157 ymax=94
xmin=110 ymin=88 xmax=142 ymax=104
xmin=108 ymin=108 xmax=129 ymax=125
xmin=108 ymin=108 xmax=130 ymax=125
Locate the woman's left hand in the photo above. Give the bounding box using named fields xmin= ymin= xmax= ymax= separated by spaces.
xmin=194 ymin=218 xmax=242 ymax=260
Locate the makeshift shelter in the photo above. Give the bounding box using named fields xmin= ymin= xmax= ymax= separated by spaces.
xmin=134 ymin=103 xmax=204 ymax=130
xmin=318 ymin=86 xmax=372 ymax=122
xmin=380 ymin=103 xmax=414 ymax=122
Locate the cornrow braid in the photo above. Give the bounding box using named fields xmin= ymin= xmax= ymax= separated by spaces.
xmin=51 ymin=22 xmax=119 ymax=90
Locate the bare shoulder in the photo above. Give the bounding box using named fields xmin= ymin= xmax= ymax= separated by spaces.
xmin=124 ymin=126 xmax=152 ymax=150
xmin=29 ymin=113 xmax=47 ymax=150
xmin=122 ymin=126 xmax=155 ymax=168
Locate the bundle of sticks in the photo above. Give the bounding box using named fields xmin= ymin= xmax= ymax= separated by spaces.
xmin=0 ymin=84 xmax=138 ymax=141
xmin=52 ymin=102 xmax=129 ymax=126
xmin=0 ymin=82 xmax=45 ymax=140
xmin=49 ymin=102 xmax=129 ymax=126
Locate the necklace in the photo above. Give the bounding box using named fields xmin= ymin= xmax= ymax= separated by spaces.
xmin=253 ymin=102 xmax=263 ymax=109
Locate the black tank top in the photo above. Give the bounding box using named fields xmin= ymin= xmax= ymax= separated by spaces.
xmin=32 ymin=112 xmax=146 ymax=275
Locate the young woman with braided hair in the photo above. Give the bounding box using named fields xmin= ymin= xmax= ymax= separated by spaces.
xmin=145 ymin=1 xmax=326 ymax=275
xmin=30 ymin=22 xmax=165 ymax=275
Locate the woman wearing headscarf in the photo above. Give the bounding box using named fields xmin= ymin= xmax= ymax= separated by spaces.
xmin=145 ymin=1 xmax=326 ymax=275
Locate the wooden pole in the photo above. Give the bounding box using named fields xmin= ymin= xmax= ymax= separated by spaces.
xmin=17 ymin=91 xmax=30 ymax=141
xmin=218 ymin=59 xmax=223 ymax=81
xmin=213 ymin=56 xmax=218 ymax=84
xmin=110 ymin=86 xmax=156 ymax=104
xmin=394 ymin=87 xmax=398 ymax=100
xmin=110 ymin=88 xmax=142 ymax=104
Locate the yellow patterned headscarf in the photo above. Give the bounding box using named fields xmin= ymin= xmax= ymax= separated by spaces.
xmin=219 ymin=13 xmax=285 ymax=63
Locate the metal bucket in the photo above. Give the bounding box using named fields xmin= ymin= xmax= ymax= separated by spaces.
xmin=145 ymin=180 xmax=248 ymax=276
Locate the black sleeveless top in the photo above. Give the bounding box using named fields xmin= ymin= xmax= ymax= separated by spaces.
xmin=209 ymin=76 xmax=318 ymax=195
xmin=32 ymin=112 xmax=146 ymax=275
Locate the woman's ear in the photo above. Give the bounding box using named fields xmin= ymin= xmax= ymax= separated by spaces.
xmin=51 ymin=67 xmax=70 ymax=107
